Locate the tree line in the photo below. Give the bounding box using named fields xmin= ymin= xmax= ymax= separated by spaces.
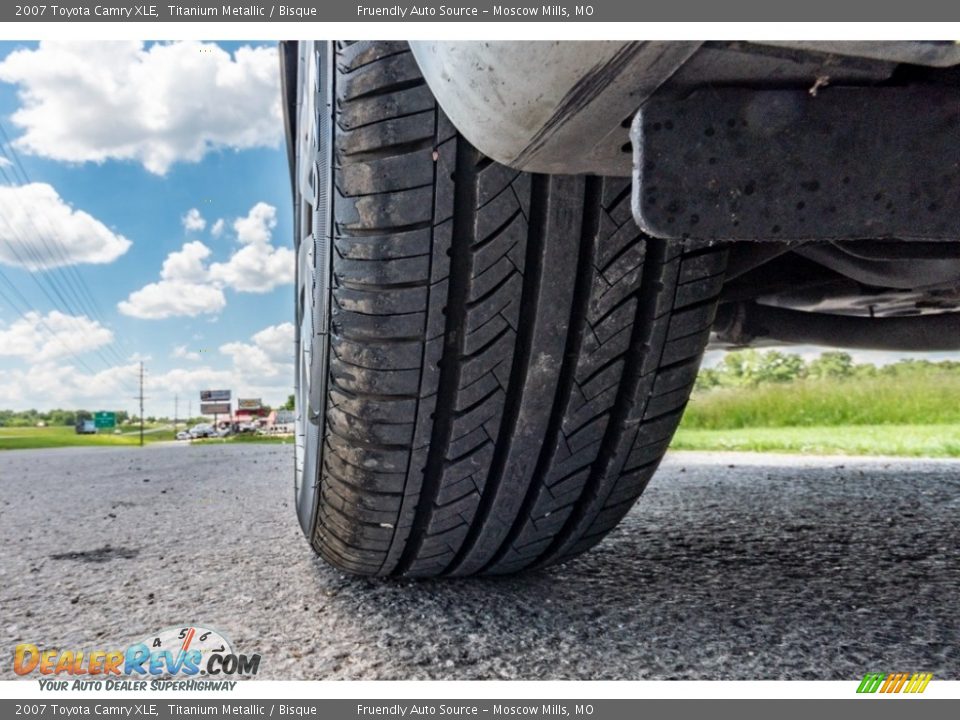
xmin=0 ymin=409 xmax=132 ymax=428
xmin=694 ymin=350 xmax=960 ymax=392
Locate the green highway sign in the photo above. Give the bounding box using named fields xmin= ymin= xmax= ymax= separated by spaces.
xmin=94 ymin=411 xmax=116 ymax=429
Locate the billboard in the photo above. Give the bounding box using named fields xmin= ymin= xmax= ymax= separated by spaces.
xmin=200 ymin=389 xmax=231 ymax=402
xmin=237 ymin=398 xmax=262 ymax=410
xmin=200 ymin=402 xmax=231 ymax=415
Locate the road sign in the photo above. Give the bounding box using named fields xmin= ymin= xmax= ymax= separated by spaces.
xmin=200 ymin=402 xmax=231 ymax=415
xmin=94 ymin=411 xmax=116 ymax=429
xmin=200 ymin=389 xmax=230 ymax=402
xmin=237 ymin=398 xmax=262 ymax=410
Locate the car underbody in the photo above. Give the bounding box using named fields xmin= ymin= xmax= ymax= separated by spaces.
xmin=406 ymin=41 xmax=960 ymax=352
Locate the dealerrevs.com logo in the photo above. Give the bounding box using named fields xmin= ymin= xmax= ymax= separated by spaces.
xmin=14 ymin=626 xmax=260 ymax=690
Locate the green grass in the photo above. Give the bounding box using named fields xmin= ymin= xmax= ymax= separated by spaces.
xmin=675 ymin=373 xmax=960 ymax=457
xmin=681 ymin=373 xmax=960 ymax=430
xmin=0 ymin=425 xmax=294 ymax=450
xmin=671 ymin=424 xmax=960 ymax=457
xmin=0 ymin=425 xmax=176 ymax=450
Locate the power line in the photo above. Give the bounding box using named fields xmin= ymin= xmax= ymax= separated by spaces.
xmin=0 ymin=122 xmax=111 ymax=326
xmin=0 ymin=160 xmax=109 ymax=332
xmin=0 ymin=244 xmax=139 ymax=392
xmin=0 ymin=122 xmax=133 ymax=368
xmin=0 ymin=123 xmax=121 ymax=334
xmin=0 ymin=124 xmax=138 ymax=386
xmin=0 ymin=265 xmax=103 ymax=376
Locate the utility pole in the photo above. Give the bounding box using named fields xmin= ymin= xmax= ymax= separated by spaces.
xmin=138 ymin=362 xmax=145 ymax=447
xmin=174 ymin=394 xmax=179 ymax=433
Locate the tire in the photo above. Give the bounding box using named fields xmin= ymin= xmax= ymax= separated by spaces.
xmin=292 ymin=41 xmax=728 ymax=577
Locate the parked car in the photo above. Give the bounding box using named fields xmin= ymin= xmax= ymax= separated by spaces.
xmin=176 ymin=430 xmax=191 ymax=441
xmin=281 ymin=40 xmax=960 ymax=577
xmin=74 ymin=420 xmax=96 ymax=435
xmin=188 ymin=423 xmax=216 ymax=439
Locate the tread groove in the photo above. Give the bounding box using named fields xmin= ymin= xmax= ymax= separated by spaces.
xmin=531 ymin=238 xmax=669 ymax=568
xmin=481 ymin=177 xmax=602 ymax=573
xmin=392 ymin=138 xmax=479 ymax=576
xmin=444 ymin=174 xmax=551 ymax=575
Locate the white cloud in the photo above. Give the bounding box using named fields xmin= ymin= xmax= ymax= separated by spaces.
xmin=0 ymin=157 xmax=11 ymax=168
xmin=207 ymin=243 xmax=294 ymax=294
xmin=210 ymin=218 xmax=225 ymax=237
xmin=160 ymin=241 xmax=212 ymax=283
xmin=208 ymin=203 xmax=293 ymax=293
xmin=0 ymin=183 xmax=131 ymax=269
xmin=0 ymin=321 xmax=293 ymax=412
xmin=172 ymin=344 xmax=201 ymax=361
xmin=146 ymin=323 xmax=295 ymax=412
xmin=118 ymin=202 xmax=292 ymax=318
xmin=232 ymin=202 xmax=276 ymax=245
xmin=220 ymin=321 xmax=294 ymax=378
xmin=0 ymin=361 xmax=138 ymax=411
xmin=117 ymin=240 xmax=226 ymax=319
xmin=117 ymin=278 xmax=226 ymax=320
xmin=0 ymin=41 xmax=282 ymax=175
xmin=182 ymin=207 xmax=206 ymax=232
xmin=0 ymin=310 xmax=113 ymax=361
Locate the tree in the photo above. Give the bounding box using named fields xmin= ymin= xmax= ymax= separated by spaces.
xmin=719 ymin=348 xmax=760 ymax=385
xmin=693 ymin=367 xmax=722 ymax=392
xmin=49 ymin=409 xmax=77 ymax=426
xmin=808 ymin=351 xmax=854 ymax=379
xmin=284 ymin=394 xmax=295 ymax=411
xmin=754 ymin=351 xmax=805 ymax=384
xmin=716 ymin=349 xmax=805 ymax=387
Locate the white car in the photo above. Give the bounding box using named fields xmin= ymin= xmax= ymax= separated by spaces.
xmin=176 ymin=431 xmax=191 ymax=441
xmin=188 ymin=423 xmax=216 ymax=438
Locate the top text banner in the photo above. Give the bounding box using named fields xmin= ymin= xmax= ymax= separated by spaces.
xmin=4 ymin=1 xmax=960 ymax=22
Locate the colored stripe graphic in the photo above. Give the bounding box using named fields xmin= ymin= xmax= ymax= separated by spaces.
xmin=908 ymin=673 xmax=933 ymax=693
xmin=857 ymin=672 xmax=932 ymax=694
xmin=857 ymin=673 xmax=886 ymax=693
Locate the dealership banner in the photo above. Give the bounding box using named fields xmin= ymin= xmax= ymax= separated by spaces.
xmin=1 ymin=699 xmax=958 ymax=718
xmin=1 ymin=1 xmax=959 ymax=22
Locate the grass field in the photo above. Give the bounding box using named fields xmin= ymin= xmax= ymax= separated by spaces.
xmin=0 ymin=425 xmax=176 ymax=450
xmin=4 ymin=373 xmax=958 ymax=457
xmin=681 ymin=373 xmax=960 ymax=429
xmin=0 ymin=426 xmax=294 ymax=451
xmin=674 ymin=372 xmax=960 ymax=457
xmin=672 ymin=424 xmax=960 ymax=457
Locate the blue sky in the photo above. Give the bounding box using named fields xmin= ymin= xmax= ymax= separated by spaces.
xmin=0 ymin=40 xmax=294 ymax=415
xmin=0 ymin=40 xmax=955 ymax=416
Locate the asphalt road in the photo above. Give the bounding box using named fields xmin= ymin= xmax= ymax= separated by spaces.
xmin=1 ymin=443 xmax=957 ymax=680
